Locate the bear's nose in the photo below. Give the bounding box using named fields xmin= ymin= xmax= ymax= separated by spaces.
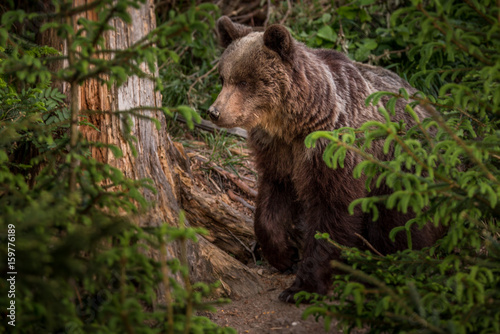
xmin=207 ymin=105 xmax=220 ymax=121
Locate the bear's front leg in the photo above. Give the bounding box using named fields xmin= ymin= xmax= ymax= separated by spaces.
xmin=278 ymin=228 xmax=340 ymax=303
xmin=278 ymin=234 xmax=336 ymax=303
xmin=278 ymin=210 xmax=363 ymax=303
xmin=254 ymin=176 xmax=303 ymax=273
xmin=279 ymin=149 xmax=366 ymax=303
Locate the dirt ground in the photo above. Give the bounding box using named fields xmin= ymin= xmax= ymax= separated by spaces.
xmin=203 ymin=264 xmax=364 ymax=334
xmin=205 ymin=266 xmax=335 ymax=333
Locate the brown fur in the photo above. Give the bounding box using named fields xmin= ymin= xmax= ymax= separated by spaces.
xmin=209 ymin=17 xmax=443 ymax=303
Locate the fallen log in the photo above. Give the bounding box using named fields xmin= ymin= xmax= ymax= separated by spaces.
xmin=159 ymin=138 xmax=263 ymax=299
xmin=174 ymin=115 xmax=248 ymax=139
xmin=191 ymin=154 xmax=258 ymax=198
xmin=187 ymin=237 xmax=262 ymax=299
xmin=177 ymin=166 xmax=256 ymax=263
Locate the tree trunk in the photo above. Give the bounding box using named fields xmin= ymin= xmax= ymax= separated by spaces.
xmin=56 ymin=0 xmax=262 ymax=300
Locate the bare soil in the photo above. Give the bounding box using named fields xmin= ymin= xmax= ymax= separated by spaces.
xmin=204 ymin=265 xmax=344 ymax=334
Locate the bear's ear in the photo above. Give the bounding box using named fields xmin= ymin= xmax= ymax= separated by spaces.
xmin=217 ymin=16 xmax=253 ymax=48
xmin=263 ymin=24 xmax=294 ymax=61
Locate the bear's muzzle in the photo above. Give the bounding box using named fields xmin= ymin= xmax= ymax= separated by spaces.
xmin=207 ymin=105 xmax=220 ymax=121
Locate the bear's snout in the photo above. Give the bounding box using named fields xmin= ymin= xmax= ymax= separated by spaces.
xmin=207 ymin=105 xmax=220 ymax=121
xmin=207 ymin=86 xmax=252 ymax=129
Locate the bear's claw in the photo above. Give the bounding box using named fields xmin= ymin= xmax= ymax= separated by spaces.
xmin=278 ymin=289 xmax=297 ymax=303
xmin=281 ymin=263 xmax=298 ymax=275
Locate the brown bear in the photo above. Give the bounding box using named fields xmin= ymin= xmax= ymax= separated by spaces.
xmin=208 ymin=16 xmax=442 ymax=303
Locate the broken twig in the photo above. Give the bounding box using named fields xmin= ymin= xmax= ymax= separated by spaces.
xmin=228 ymin=189 xmax=255 ymax=212
xmin=354 ymin=232 xmax=384 ymax=257
xmin=228 ymin=228 xmax=257 ymax=265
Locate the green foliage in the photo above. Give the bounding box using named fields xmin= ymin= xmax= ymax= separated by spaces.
xmin=283 ymin=1 xmax=402 ymax=60
xmin=279 ymin=0 xmax=460 ymax=96
xmin=301 ymin=1 xmax=500 ymax=333
xmin=0 ymin=1 xmax=234 ymax=333
xmin=158 ymin=4 xmax=220 ymax=117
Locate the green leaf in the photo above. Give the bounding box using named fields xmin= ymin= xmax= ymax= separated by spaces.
xmin=176 ymin=105 xmax=200 ymax=129
xmin=317 ymin=26 xmax=336 ymax=42
xmin=321 ymin=13 xmax=332 ymax=23
xmin=389 ymin=226 xmax=405 ymax=242
xmin=363 ymin=39 xmax=378 ymax=50
xmin=337 ymin=6 xmax=358 ymax=20
xmin=168 ymin=50 xmax=180 ymax=63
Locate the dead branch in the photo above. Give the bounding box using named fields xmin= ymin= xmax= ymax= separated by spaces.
xmin=231 ymin=0 xmax=266 ymax=25
xmin=227 ymin=228 xmax=257 ymax=265
xmin=193 ymin=155 xmax=258 ymax=198
xmin=187 ymin=62 xmax=218 ymax=105
xmin=228 ymin=189 xmax=255 ymax=212
xmin=226 ymin=0 xmax=261 ymax=17
xmin=279 ymin=0 xmax=292 ymax=25
xmin=228 ymin=146 xmax=251 ymax=157
xmin=174 ymin=115 xmax=248 ymax=139
xmin=263 ymin=0 xmax=271 ymax=27
xmin=354 ymin=232 xmax=384 ymax=257
xmin=368 ymin=47 xmax=410 ymax=64
xmin=212 ymin=165 xmax=258 ymax=198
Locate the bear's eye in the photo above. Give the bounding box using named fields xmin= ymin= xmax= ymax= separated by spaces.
xmin=237 ymin=81 xmax=247 ymax=88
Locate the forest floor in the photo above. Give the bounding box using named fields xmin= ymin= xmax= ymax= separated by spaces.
xmin=204 ymin=264 xmax=361 ymax=334
xmin=176 ymin=125 xmax=364 ymax=334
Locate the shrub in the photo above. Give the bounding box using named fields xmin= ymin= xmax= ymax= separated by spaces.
xmin=0 ymin=1 xmax=233 ymax=333
xmin=302 ymin=1 xmax=500 ymax=333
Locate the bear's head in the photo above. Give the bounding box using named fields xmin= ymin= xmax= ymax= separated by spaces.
xmin=208 ymin=16 xmax=295 ymax=132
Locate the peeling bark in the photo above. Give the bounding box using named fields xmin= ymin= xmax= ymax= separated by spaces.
xmin=43 ymin=0 xmax=263 ymax=300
